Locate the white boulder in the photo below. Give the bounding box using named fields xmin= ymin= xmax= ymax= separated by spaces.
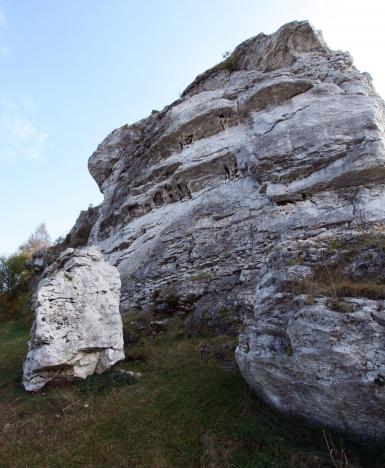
xmin=23 ymin=246 xmax=124 ymax=392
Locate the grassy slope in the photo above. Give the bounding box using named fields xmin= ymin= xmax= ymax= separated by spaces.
xmin=0 ymin=320 xmax=384 ymax=467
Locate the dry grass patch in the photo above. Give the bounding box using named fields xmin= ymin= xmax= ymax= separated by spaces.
xmin=289 ymin=232 xmax=385 ymax=302
xmin=291 ymin=277 xmax=385 ymax=301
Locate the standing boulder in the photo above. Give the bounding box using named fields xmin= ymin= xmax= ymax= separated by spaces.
xmin=23 ymin=246 xmax=124 ymax=392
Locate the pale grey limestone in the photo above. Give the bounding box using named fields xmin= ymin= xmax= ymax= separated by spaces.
xmin=236 ymin=241 xmax=385 ymax=439
xmin=23 ymin=246 xmax=124 ymax=392
xmin=72 ymin=20 xmax=385 ymax=436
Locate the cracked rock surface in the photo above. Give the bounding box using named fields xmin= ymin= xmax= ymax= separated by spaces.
xmin=236 ymin=236 xmax=385 ymax=439
xmin=58 ymin=21 xmax=385 ymax=436
xmin=23 ymin=246 xmax=124 ymax=392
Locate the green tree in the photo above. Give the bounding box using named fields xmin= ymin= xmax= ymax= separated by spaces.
xmin=0 ymin=253 xmax=31 ymax=321
xmin=0 ymin=254 xmax=28 ymax=294
xmin=0 ymin=224 xmax=51 ymax=321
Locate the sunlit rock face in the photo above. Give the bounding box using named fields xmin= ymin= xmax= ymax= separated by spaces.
xmin=84 ymin=20 xmax=385 ymax=437
xmin=23 ymin=246 xmax=124 ymax=392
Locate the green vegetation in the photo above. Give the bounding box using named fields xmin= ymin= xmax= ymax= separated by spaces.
xmin=0 ymin=318 xmax=384 ymax=467
xmin=212 ymin=50 xmax=239 ymax=73
xmin=0 ymin=222 xmax=52 ymax=322
xmin=75 ymin=368 xmax=137 ymax=396
xmin=0 ymin=253 xmax=32 ymax=322
xmin=0 ymin=254 xmax=28 ymax=294
xmin=327 ymin=237 xmax=344 ymax=252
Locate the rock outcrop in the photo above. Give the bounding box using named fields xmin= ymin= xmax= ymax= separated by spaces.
xmin=61 ymin=21 xmax=385 ymax=437
xmin=23 ymin=246 xmax=124 ymax=392
xmin=236 ymin=237 xmax=385 ymax=439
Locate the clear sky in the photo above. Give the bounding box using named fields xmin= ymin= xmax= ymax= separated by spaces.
xmin=1 ymin=0 xmax=384 ymax=254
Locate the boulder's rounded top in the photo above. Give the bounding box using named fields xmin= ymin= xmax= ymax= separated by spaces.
xmin=43 ymin=245 xmax=104 ymax=278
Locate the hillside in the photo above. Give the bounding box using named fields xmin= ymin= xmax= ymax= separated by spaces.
xmin=2 ymin=19 xmax=385 ymax=466
xmin=1 ymin=319 xmax=385 ymax=467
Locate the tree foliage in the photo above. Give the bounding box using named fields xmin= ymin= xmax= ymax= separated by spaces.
xmin=0 ymin=223 xmax=51 ymax=321
xmin=0 ymin=254 xmax=28 ymax=295
xmin=0 ymin=253 xmax=31 ymax=321
xmin=19 ymin=223 xmax=51 ymax=259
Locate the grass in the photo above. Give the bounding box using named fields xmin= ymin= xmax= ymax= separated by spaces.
xmin=289 ymin=232 xmax=385 ymax=301
xmin=0 ymin=319 xmax=385 ymax=467
xmin=291 ymin=277 xmax=385 ymax=300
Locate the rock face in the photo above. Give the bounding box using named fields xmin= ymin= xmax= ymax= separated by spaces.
xmin=236 ymin=239 xmax=385 ymax=439
xmin=23 ymin=246 xmax=124 ymax=392
xmin=66 ymin=20 xmax=385 ymax=437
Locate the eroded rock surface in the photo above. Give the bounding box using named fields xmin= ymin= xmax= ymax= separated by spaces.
xmin=23 ymin=246 xmax=124 ymax=392
xmin=64 ymin=21 xmax=385 ymax=436
xmin=236 ymin=234 xmax=385 ymax=439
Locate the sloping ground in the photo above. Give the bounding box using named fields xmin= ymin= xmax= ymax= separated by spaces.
xmin=0 ymin=319 xmax=384 ymax=467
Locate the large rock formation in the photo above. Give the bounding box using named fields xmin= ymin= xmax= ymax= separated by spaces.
xmin=23 ymin=246 xmax=124 ymax=392
xmin=62 ymin=21 xmax=385 ymax=437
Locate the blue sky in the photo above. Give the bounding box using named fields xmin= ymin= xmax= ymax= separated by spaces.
xmin=1 ymin=0 xmax=384 ymax=254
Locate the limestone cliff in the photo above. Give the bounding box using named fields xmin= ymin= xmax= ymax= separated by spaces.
xmin=63 ymin=21 xmax=385 ymax=437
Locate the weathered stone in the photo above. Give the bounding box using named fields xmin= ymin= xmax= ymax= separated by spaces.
xmin=236 ymin=238 xmax=385 ymax=439
xmin=61 ymin=20 xmax=385 ymax=437
xmin=23 ymin=246 xmax=124 ymax=392
xmin=343 ymin=246 xmax=385 ymax=281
